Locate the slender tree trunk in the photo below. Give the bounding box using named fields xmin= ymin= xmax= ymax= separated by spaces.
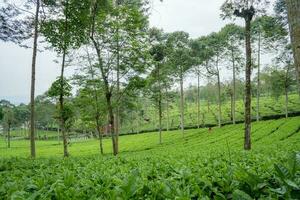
xmin=295 ymin=73 xmax=300 ymax=100
xmin=96 ymin=117 xmax=103 ymax=154
xmin=86 ymin=49 xmax=104 ymax=155
xmin=131 ymin=112 xmax=134 ymax=133
xmin=115 ymin=81 xmax=120 ymax=151
xmin=29 ymin=0 xmax=40 ymax=158
xmin=231 ymin=46 xmax=236 ymax=124
xmin=107 ymin=93 xmax=117 ymax=155
xmin=22 ymin=124 xmax=24 ymax=137
xmin=90 ymin=1 xmax=117 ymax=155
xmin=197 ymin=66 xmax=200 ymax=128
xmin=285 ymin=87 xmax=289 ymax=118
xmin=244 ymin=18 xmax=252 ymax=150
xmin=59 ymin=0 xmax=70 ymax=157
xmin=158 ymin=95 xmax=162 ymax=144
xmin=207 ymin=100 xmax=210 ymax=113
xmin=286 ymin=0 xmax=300 ymax=99
xmin=165 ymin=88 xmax=170 ymax=131
xmin=179 ymin=67 xmax=185 ymax=136
xmin=136 ymin=106 xmax=141 ymax=134
xmin=57 ymin=127 xmax=60 ymax=144
xmin=60 ymin=49 xmax=69 ymax=157
xmin=213 ymin=56 xmax=222 ymax=127
xmin=7 ymin=123 xmax=10 ymax=148
xmin=94 ymin=94 xmax=104 ymax=155
xmin=115 ymin=4 xmax=120 ymax=153
xmin=158 ymin=65 xmax=162 ymax=144
xmin=217 ymin=72 xmax=222 ymax=128
xmin=230 ymin=92 xmax=233 ymax=122
xmin=91 ymin=47 xmax=118 ymax=155
xmin=284 ymin=65 xmax=291 ymax=119
xmin=256 ymin=30 xmax=261 ymax=122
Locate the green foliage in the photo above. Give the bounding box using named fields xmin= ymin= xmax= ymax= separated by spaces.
xmin=221 ymin=0 xmax=269 ymax=20
xmin=47 ymin=78 xmax=74 ymax=131
xmin=272 ymin=152 xmax=300 ymax=198
xmin=41 ymin=0 xmax=90 ymax=53
xmin=252 ymin=15 xmax=288 ymax=43
xmin=232 ymin=190 xmax=252 ymax=200
xmin=2 ymin=108 xmax=14 ymax=125
xmin=126 ymin=76 xmax=147 ymax=93
xmin=146 ymin=28 xmax=173 ymax=107
xmin=13 ymin=104 xmax=30 ymax=127
xmin=260 ymin=67 xmax=296 ymax=100
xmin=1 ymin=117 xmax=300 ymax=199
xmin=47 ymin=78 xmax=72 ymax=99
xmin=0 ymin=107 xmax=3 ymax=121
xmin=35 ymin=95 xmax=56 ymax=128
xmin=62 ymin=102 xmax=75 ymax=131
xmin=219 ymin=23 xmax=245 ymax=71
xmin=166 ymin=31 xmax=193 ymax=77
xmin=0 ymin=2 xmax=31 ymax=44
xmin=274 ymin=0 xmax=288 ymax=27
xmin=73 ymin=83 xmax=107 ymax=131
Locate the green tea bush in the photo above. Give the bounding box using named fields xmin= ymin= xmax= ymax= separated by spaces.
xmin=0 ymin=117 xmax=300 ymax=199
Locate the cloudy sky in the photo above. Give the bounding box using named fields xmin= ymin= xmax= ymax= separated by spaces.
xmin=0 ymin=0 xmax=270 ymax=104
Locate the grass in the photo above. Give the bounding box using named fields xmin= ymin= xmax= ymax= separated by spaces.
xmin=0 ymin=117 xmax=300 ymax=199
xmin=1 ymin=116 xmax=299 ymax=158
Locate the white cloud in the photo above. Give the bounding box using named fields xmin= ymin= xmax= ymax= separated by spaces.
xmin=149 ymin=0 xmax=230 ymax=38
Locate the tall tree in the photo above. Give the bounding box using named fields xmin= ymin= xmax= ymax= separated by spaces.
xmin=191 ymin=37 xmax=215 ymax=126
xmin=30 ymin=0 xmax=40 ymax=158
xmin=220 ymin=24 xmax=244 ymax=124
xmin=2 ymin=107 xmax=16 ymax=148
xmin=190 ymin=37 xmax=208 ymax=128
xmin=204 ymin=32 xmax=226 ymax=128
xmin=221 ymin=0 xmax=269 ymax=150
xmin=41 ymin=0 xmax=90 ymax=157
xmin=252 ymin=16 xmax=288 ymax=121
xmin=166 ymin=31 xmax=192 ymax=136
xmin=73 ymin=50 xmax=108 ymax=154
xmin=274 ymin=0 xmax=300 ymax=99
xmin=147 ymin=28 xmax=169 ymax=144
xmin=285 ymin=0 xmax=300 ymax=99
xmin=75 ymin=86 xmax=106 ymax=154
xmin=0 ymin=1 xmax=45 ymax=157
xmin=88 ymin=0 xmax=149 ymax=155
xmin=274 ymin=44 xmax=295 ymax=118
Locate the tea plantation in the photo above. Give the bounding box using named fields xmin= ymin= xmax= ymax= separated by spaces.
xmin=121 ymin=94 xmax=300 ymax=134
xmin=1 ymin=117 xmax=300 ymax=199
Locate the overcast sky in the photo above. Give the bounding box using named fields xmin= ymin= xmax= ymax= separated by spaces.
xmin=0 ymin=0 xmax=271 ymax=104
